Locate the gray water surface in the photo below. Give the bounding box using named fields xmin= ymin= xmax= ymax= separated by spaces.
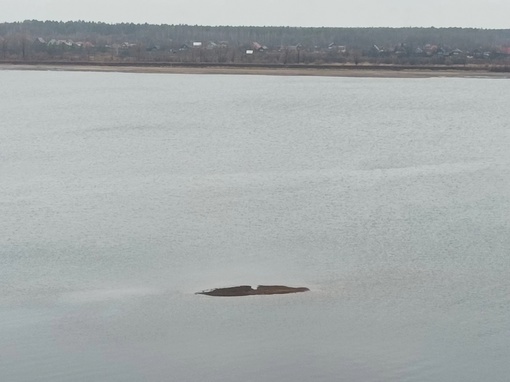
xmin=1 ymin=70 xmax=510 ymax=381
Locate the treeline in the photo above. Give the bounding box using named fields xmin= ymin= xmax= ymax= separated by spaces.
xmin=2 ymin=20 xmax=510 ymax=48
xmin=1 ymin=20 xmax=510 ymax=65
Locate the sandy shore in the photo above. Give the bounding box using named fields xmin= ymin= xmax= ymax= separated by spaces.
xmin=1 ymin=63 xmax=510 ymax=79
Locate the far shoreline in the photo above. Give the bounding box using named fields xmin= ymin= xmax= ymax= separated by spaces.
xmin=1 ymin=62 xmax=510 ymax=79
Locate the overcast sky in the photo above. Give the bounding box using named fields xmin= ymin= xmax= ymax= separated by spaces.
xmin=1 ymin=0 xmax=509 ymax=28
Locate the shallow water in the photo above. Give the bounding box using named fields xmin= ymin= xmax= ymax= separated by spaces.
xmin=1 ymin=70 xmax=510 ymax=381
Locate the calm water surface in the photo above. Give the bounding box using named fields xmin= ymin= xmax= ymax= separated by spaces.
xmin=1 ymin=70 xmax=510 ymax=381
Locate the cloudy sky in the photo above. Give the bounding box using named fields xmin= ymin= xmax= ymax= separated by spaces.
xmin=1 ymin=0 xmax=509 ymax=28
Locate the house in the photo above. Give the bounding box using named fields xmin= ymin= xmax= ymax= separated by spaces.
xmin=329 ymin=43 xmax=346 ymax=53
xmin=60 ymin=40 xmax=74 ymax=47
xmin=369 ymin=45 xmax=390 ymax=57
xmin=471 ymin=49 xmax=483 ymax=58
xmin=370 ymin=44 xmax=382 ymax=55
xmin=48 ymin=39 xmax=74 ymax=47
xmin=500 ymin=46 xmax=510 ymax=56
xmin=436 ymin=47 xmax=446 ymax=56
xmin=252 ymin=42 xmax=267 ymax=51
xmin=394 ymin=43 xmax=409 ymax=56
xmin=423 ymin=44 xmax=438 ymax=56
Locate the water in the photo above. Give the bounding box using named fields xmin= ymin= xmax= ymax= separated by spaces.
xmin=1 ymin=70 xmax=509 ymax=381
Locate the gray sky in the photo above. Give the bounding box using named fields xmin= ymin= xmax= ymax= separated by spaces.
xmin=1 ymin=0 xmax=509 ymax=28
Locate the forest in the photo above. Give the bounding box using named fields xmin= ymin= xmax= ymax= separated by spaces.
xmin=1 ymin=20 xmax=510 ymax=65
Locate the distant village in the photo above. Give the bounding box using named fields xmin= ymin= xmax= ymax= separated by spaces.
xmin=1 ymin=22 xmax=510 ymax=66
xmin=2 ymin=36 xmax=510 ymax=66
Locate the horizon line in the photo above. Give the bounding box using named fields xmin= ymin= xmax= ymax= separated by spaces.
xmin=2 ymin=19 xmax=509 ymax=31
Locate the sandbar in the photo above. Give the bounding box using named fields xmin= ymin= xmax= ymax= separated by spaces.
xmin=197 ymin=285 xmax=310 ymax=297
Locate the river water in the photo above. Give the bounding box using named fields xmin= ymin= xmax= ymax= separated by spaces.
xmin=1 ymin=70 xmax=509 ymax=381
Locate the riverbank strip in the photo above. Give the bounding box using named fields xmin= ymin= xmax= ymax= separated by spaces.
xmin=1 ymin=61 xmax=510 ymax=78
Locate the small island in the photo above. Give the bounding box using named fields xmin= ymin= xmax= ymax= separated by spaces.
xmin=197 ymin=285 xmax=310 ymax=297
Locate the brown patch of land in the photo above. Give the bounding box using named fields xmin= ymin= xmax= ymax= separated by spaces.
xmin=197 ymin=285 xmax=310 ymax=297
xmin=1 ymin=62 xmax=510 ymax=79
